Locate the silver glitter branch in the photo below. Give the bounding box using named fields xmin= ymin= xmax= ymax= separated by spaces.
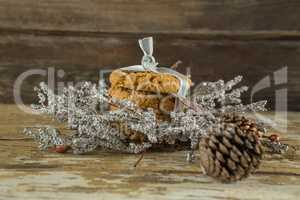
xmin=24 ymin=76 xmax=268 ymax=159
xmin=24 ymin=127 xmax=66 ymax=150
xmin=193 ymin=76 xmax=267 ymax=113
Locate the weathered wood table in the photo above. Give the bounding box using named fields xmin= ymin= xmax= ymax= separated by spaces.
xmin=0 ymin=105 xmax=299 ymax=200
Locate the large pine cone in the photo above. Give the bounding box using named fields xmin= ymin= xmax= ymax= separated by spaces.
xmin=199 ymin=114 xmax=263 ymax=182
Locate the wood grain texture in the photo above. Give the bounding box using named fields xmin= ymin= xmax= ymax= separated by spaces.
xmin=0 ymin=33 xmax=298 ymax=110
xmin=0 ymin=0 xmax=299 ymax=110
xmin=0 ymin=0 xmax=300 ymax=37
xmin=0 ymin=105 xmax=299 ymax=200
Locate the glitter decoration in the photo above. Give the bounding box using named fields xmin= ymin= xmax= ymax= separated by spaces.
xmin=24 ymin=127 xmax=65 ymax=150
xmin=24 ymin=76 xmax=269 ymax=159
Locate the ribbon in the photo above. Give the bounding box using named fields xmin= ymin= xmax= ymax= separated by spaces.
xmin=120 ymin=37 xmax=189 ymax=98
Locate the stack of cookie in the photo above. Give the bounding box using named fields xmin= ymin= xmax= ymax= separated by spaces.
xmin=109 ymin=69 xmax=191 ymax=121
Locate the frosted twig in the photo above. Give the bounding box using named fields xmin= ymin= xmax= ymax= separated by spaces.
xmin=24 ymin=75 xmax=268 ymax=159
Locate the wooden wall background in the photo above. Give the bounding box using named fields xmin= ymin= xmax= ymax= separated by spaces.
xmin=0 ymin=0 xmax=299 ymax=110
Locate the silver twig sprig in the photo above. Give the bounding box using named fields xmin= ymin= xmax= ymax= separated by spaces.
xmin=24 ymin=76 xmax=268 ymax=160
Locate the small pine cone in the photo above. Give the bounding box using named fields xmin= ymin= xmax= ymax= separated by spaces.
xmin=199 ymin=114 xmax=263 ymax=183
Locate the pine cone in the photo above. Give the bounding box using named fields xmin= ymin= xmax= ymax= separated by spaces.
xmin=199 ymin=114 xmax=263 ymax=183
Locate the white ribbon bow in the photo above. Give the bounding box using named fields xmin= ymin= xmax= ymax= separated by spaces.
xmin=120 ymin=37 xmax=189 ymax=98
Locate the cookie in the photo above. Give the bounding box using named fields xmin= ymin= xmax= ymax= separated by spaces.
xmin=111 ymin=122 xmax=146 ymax=143
xmin=109 ymin=86 xmax=176 ymax=117
xmin=109 ymin=70 xmax=191 ymax=94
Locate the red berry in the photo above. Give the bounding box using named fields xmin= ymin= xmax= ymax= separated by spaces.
xmin=49 ymin=145 xmax=69 ymax=153
xmin=269 ymin=134 xmax=280 ymax=142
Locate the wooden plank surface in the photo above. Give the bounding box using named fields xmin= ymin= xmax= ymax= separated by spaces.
xmin=0 ymin=0 xmax=299 ymax=110
xmin=0 ymin=33 xmax=298 ymax=109
xmin=0 ymin=105 xmax=299 ymax=200
xmin=0 ymin=0 xmax=300 ymax=36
